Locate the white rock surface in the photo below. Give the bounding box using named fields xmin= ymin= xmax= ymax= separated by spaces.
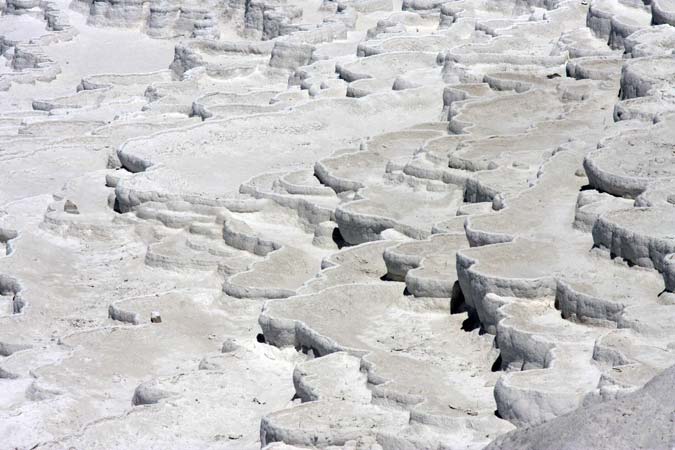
xmin=1 ymin=0 xmax=674 ymax=447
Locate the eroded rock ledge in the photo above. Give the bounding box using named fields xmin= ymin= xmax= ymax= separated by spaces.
xmin=0 ymin=0 xmax=674 ymax=447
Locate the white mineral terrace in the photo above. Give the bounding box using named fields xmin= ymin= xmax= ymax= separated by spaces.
xmin=0 ymin=0 xmax=674 ymax=448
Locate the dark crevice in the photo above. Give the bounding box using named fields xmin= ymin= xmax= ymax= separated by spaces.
xmin=461 ymin=309 xmax=481 ymax=332
xmin=113 ymin=197 xmax=121 ymax=214
xmin=332 ymin=227 xmax=347 ymax=249
xmin=298 ymin=345 xmax=319 ymax=359
xmin=450 ymin=281 xmax=466 ymax=314
xmin=379 ymin=273 xmax=399 ymax=282
xmin=491 ymin=354 xmax=503 ymax=372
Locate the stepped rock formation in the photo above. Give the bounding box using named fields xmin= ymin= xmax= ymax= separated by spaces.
xmin=1 ymin=0 xmax=674 ymax=447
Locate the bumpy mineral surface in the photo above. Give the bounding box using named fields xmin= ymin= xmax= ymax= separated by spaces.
xmin=1 ymin=0 xmax=674 ymax=448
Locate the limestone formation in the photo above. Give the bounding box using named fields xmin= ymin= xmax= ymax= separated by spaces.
xmin=1 ymin=0 xmax=674 ymax=447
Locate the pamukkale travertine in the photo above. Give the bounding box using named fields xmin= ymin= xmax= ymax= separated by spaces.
xmin=0 ymin=0 xmax=674 ymax=447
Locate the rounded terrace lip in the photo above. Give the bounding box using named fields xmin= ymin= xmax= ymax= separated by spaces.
xmin=1 ymin=0 xmax=675 ymax=447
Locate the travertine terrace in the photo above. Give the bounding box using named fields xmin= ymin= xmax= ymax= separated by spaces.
xmin=1 ymin=0 xmax=674 ymax=447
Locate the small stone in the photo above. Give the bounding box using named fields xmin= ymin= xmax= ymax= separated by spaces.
xmin=64 ymin=200 xmax=79 ymax=215
xmin=221 ymin=338 xmax=240 ymax=353
xmin=574 ymin=168 xmax=586 ymax=177
xmin=150 ymin=311 xmax=162 ymax=323
xmin=493 ymin=193 xmax=508 ymax=211
xmin=198 ymin=357 xmax=223 ymax=371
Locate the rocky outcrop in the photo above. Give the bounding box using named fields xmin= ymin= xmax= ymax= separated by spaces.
xmin=485 ymin=364 xmax=675 ymax=450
